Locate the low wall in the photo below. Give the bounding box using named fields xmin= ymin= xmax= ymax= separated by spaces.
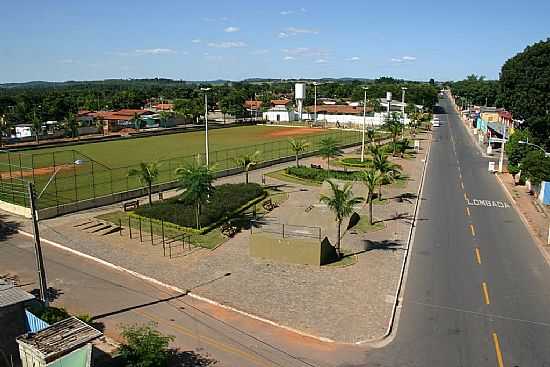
xmin=0 ymin=200 xmax=31 ymax=218
xmin=249 ymin=233 xmax=337 ymax=265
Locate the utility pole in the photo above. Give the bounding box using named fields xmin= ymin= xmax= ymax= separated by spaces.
xmin=28 ymin=182 xmax=48 ymax=306
xmin=201 ymin=88 xmax=211 ymax=166
xmin=361 ymin=86 xmax=368 ymax=162
xmin=401 ymin=87 xmax=407 ymax=139
xmin=498 ymin=123 xmax=507 ymax=173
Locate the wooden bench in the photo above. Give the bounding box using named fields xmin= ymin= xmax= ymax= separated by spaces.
xmin=123 ymin=200 xmax=140 ymax=212
xmin=262 ymin=198 xmax=278 ymax=212
xmin=221 ymin=222 xmax=239 ymax=237
xmin=310 ymin=164 xmax=322 ymax=169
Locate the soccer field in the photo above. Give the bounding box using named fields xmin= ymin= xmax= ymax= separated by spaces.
xmin=0 ymin=125 xmax=363 ymax=211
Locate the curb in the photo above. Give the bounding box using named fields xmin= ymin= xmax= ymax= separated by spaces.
xmin=357 ymin=130 xmax=433 ymax=346
xmin=14 ymin=228 xmax=338 ymax=345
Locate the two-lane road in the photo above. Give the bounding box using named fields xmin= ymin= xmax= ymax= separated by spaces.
xmin=360 ymin=96 xmax=550 ymax=366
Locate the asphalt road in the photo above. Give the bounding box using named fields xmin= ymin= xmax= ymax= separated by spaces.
xmin=3 ymin=96 xmax=550 ymax=367
xmin=358 ymin=96 xmax=550 ymax=366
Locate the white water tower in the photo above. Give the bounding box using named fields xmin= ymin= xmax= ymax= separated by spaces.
xmin=295 ymin=83 xmax=306 ymax=120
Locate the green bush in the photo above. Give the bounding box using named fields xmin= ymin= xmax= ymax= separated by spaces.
xmin=340 ymin=157 xmax=373 ymax=168
xmin=135 ymin=183 xmax=264 ymax=228
xmin=29 ymin=305 xmax=70 ymax=324
xmin=285 ymin=166 xmax=361 ymax=183
xmin=118 ymin=323 xmax=174 ymax=367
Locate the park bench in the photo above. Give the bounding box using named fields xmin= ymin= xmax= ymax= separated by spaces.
xmin=262 ymin=198 xmax=278 ymax=212
xmin=123 ymin=200 xmax=140 ymax=212
xmin=310 ymin=164 xmax=322 ymax=169
xmin=221 ymin=221 xmax=239 ymax=237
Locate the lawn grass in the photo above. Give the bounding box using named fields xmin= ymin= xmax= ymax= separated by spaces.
xmin=354 ymin=216 xmax=386 ymax=233
xmin=265 ymin=168 xmax=321 ymax=186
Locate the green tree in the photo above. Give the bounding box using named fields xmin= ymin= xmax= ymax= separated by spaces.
xmin=234 ymin=150 xmax=261 ymax=184
xmin=358 ymin=168 xmax=384 ymax=225
xmin=371 ymin=147 xmax=400 ymax=199
xmin=366 ymin=128 xmax=376 ymax=146
xmin=175 ymin=157 xmax=215 ymax=229
xmin=319 ymin=137 xmax=343 ymax=170
xmin=118 ymin=323 xmax=174 ymax=367
xmin=396 ymin=138 xmax=410 ymax=158
xmin=132 ymin=112 xmax=142 ymax=131
xmin=64 ymin=112 xmax=80 ymax=140
xmin=0 ymin=115 xmax=11 ymax=147
xmin=31 ymin=115 xmax=42 ymax=144
xmin=521 ymin=150 xmax=550 ymax=186
xmin=505 ymin=129 xmax=533 ymax=174
xmin=288 ymin=138 xmax=310 ymax=167
xmin=319 ymin=180 xmax=363 ymax=256
xmin=128 ymin=162 xmax=160 ymax=206
xmin=384 ymin=113 xmax=402 ymax=156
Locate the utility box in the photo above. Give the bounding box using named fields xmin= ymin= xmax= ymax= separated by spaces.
xmin=488 ymin=161 xmax=496 ymax=172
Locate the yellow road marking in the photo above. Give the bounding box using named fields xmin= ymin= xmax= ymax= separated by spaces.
xmin=466 ymin=207 xmax=471 ymax=216
xmin=475 ymin=248 xmax=481 ymax=264
xmin=470 ymin=224 xmax=476 ymax=237
xmin=492 ymin=333 xmax=505 ymax=367
xmin=136 ymin=309 xmax=273 ymax=367
xmin=482 ymin=282 xmax=491 ymax=305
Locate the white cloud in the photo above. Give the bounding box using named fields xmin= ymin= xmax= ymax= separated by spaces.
xmin=315 ymin=59 xmax=328 ymax=64
xmin=278 ymin=32 xmax=289 ymax=39
xmin=202 ymin=16 xmax=229 ymax=22
xmin=347 ymin=56 xmax=360 ymax=62
xmin=285 ymin=26 xmax=319 ymax=35
xmin=282 ymin=47 xmax=327 ymax=58
xmin=391 ymin=57 xmax=404 ymax=63
xmin=59 ymin=59 xmax=75 ymax=64
xmin=207 ymin=41 xmax=247 ymax=48
xmin=280 ymin=8 xmax=306 ymax=15
xmin=224 ymin=26 xmax=239 ymax=33
xmin=191 ymin=39 xmax=201 ymax=44
xmin=283 ymin=56 xmax=295 ymax=61
xmin=135 ymin=48 xmax=175 ymax=55
xmin=402 ymin=55 xmax=417 ymax=61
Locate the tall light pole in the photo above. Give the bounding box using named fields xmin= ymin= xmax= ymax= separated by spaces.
xmin=401 ymin=87 xmax=407 ymax=139
xmin=498 ymin=123 xmax=507 ymax=173
xmin=28 ymin=159 xmax=86 ymax=306
xmin=313 ymin=82 xmax=321 ymax=125
xmin=361 ymin=86 xmax=369 ymax=162
xmin=201 ymin=87 xmax=211 ymax=166
xmin=518 ymin=139 xmax=550 ymax=157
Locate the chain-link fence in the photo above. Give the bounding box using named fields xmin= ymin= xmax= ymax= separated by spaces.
xmin=0 ymin=128 xmax=365 ymax=215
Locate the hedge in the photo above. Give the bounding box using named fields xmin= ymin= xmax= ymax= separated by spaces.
xmin=285 ymin=166 xmax=361 ymax=183
xmin=135 ymin=183 xmax=265 ymax=228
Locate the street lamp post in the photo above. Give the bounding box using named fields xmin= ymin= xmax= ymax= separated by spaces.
xmin=29 ymin=159 xmax=86 ymax=306
xmin=518 ymin=139 xmax=550 ymax=157
xmin=201 ymin=88 xmax=211 ymax=166
xmin=361 ymin=86 xmax=369 ymax=162
xmin=498 ymin=124 xmax=507 ymax=173
xmin=401 ymin=87 xmax=407 ymax=139
xmin=313 ymin=82 xmax=321 ymax=125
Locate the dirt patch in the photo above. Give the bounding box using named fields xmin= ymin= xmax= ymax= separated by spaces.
xmin=0 ymin=164 xmax=75 ymax=179
xmin=265 ymin=127 xmax=326 ymax=138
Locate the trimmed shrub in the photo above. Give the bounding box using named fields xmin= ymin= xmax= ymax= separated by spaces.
xmin=285 ymin=166 xmax=361 ymax=182
xmin=340 ymin=157 xmax=373 ymax=168
xmin=135 ymin=183 xmax=265 ymax=228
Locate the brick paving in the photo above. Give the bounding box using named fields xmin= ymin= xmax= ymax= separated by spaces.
xmin=3 ymin=132 xmax=431 ymax=343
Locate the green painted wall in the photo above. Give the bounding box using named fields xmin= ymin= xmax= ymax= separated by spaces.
xmin=250 ymin=233 xmax=337 ymax=265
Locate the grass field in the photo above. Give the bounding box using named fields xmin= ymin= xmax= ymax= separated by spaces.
xmin=0 ymin=125 xmax=362 ymax=209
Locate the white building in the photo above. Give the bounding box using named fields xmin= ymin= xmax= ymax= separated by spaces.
xmin=262 ymin=99 xmax=295 ymax=122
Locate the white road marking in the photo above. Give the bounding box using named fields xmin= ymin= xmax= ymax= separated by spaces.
xmin=467 ymin=199 xmax=510 ymax=208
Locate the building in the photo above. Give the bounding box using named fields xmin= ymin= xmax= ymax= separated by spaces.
xmin=262 ymin=99 xmax=295 ymax=122
xmin=0 ymin=279 xmax=36 ymax=366
xmin=151 ymin=103 xmax=174 ymax=112
xmin=17 ymin=317 xmax=102 ymax=367
xmin=80 ymin=109 xmax=154 ymax=133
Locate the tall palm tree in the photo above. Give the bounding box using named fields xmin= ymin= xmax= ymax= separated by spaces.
xmin=319 ymin=137 xmax=343 ymax=170
xmin=384 ymin=113 xmax=402 ymax=156
xmin=371 ymin=149 xmax=400 ymax=200
xmin=31 ymin=116 xmax=42 ymax=145
xmin=128 ymin=162 xmax=160 ymax=206
xmin=288 ymin=138 xmax=310 ymax=167
xmin=0 ymin=115 xmax=11 ymax=147
xmin=234 ymin=150 xmax=261 ymax=184
xmin=358 ymin=168 xmax=384 ymax=225
xmin=175 ymin=157 xmax=215 ymax=229
xmin=320 ymin=180 xmax=363 ymax=257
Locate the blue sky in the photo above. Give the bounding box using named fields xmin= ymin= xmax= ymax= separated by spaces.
xmin=1 ymin=0 xmax=549 ymax=83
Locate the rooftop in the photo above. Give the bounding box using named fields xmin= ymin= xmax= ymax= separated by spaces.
xmin=0 ymin=279 xmax=34 ymax=308
xmin=305 ymin=104 xmax=372 ymax=115
xmin=17 ymin=317 xmax=102 ymax=362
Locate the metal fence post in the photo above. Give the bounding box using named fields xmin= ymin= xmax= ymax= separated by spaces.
xmin=139 ymin=217 xmax=142 ymax=243
xmin=150 ymin=218 xmax=153 ymax=246
xmin=119 ymin=218 xmax=122 ymax=236
xmin=161 ymin=220 xmax=165 ymax=247
xmin=282 ymin=223 xmax=285 ymax=238
xmin=91 ymin=160 xmax=96 ymax=199
xmin=129 ymin=216 xmax=132 ymax=239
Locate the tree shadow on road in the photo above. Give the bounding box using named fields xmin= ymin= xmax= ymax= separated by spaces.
xmin=0 ymin=214 xmax=22 ymax=242
xmin=167 ymin=349 xmax=217 ymax=366
xmin=374 ymin=212 xmax=413 ymax=225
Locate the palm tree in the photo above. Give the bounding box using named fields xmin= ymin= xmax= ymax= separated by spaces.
xmin=396 ymin=138 xmax=410 ymax=158
xmin=384 ymin=113 xmax=402 ymax=156
xmin=366 ymin=128 xmax=376 ymax=146
xmin=31 ymin=116 xmax=42 ymax=145
xmin=371 ymin=149 xmax=399 ymax=200
xmin=128 ymin=162 xmax=160 ymax=206
xmin=0 ymin=115 xmax=11 ymax=147
xmin=288 ymin=138 xmax=310 ymax=167
xmin=358 ymin=168 xmax=384 ymax=225
xmin=175 ymin=157 xmax=215 ymax=229
xmin=64 ymin=113 xmax=80 ymax=141
xmin=95 ymin=116 xmax=105 ymax=135
xmin=234 ymin=150 xmax=261 ymax=184
xmin=319 ymin=180 xmax=363 ymax=257
xmin=319 ymin=137 xmax=343 ymax=170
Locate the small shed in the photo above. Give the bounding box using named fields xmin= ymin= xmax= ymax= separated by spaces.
xmin=17 ymin=317 xmax=102 ymax=367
